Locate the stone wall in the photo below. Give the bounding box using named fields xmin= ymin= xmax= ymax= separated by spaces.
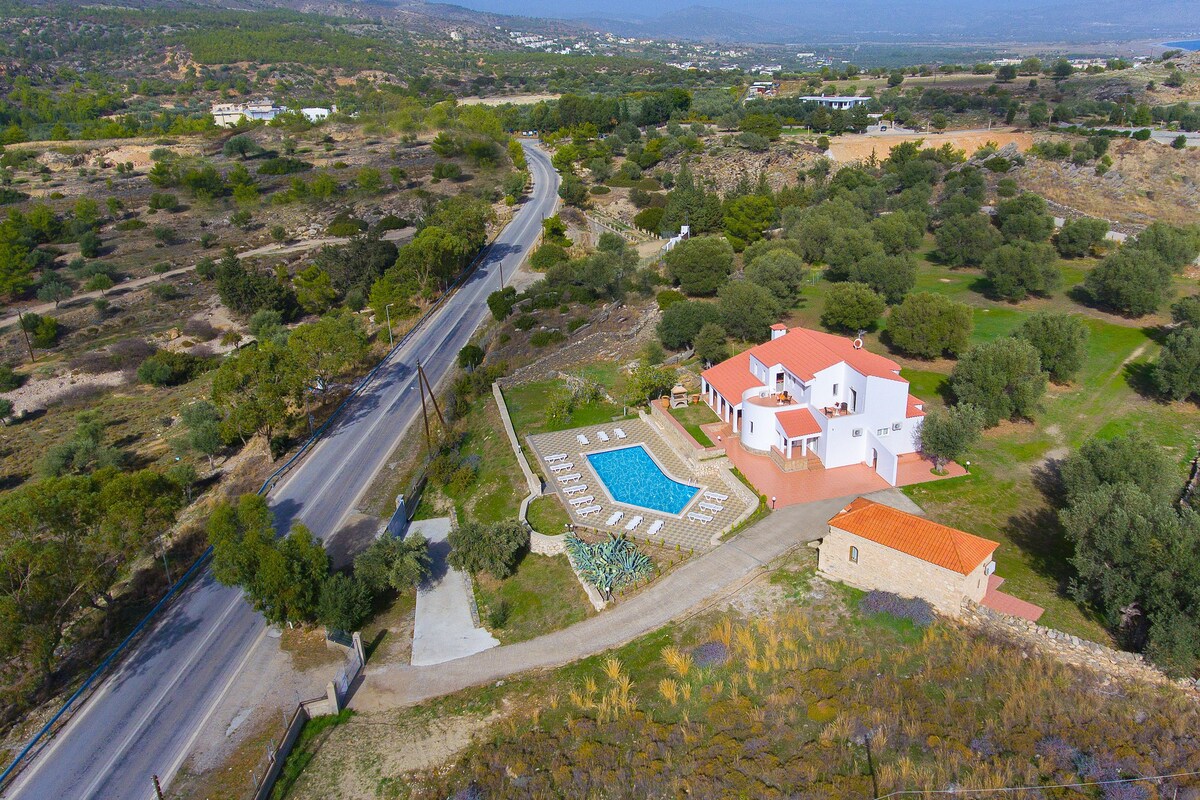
xmin=647 ymin=399 xmax=724 ymax=462
xmin=960 ymin=600 xmax=1199 ymax=694
xmin=817 ymin=527 xmax=989 ymax=615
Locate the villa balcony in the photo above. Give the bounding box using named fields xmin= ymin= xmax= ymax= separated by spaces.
xmin=745 ymin=391 xmax=799 ymax=408
xmin=769 ymin=446 xmax=824 ymax=473
xmin=819 ymin=403 xmax=858 ymax=418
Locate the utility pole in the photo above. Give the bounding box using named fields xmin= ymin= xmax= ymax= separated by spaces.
xmin=416 ymin=358 xmax=432 ymax=450
xmin=384 ymin=303 xmax=395 ymax=349
xmin=15 ymin=309 xmax=34 ymax=364
xmin=417 ymin=361 xmax=444 ymax=426
xmin=152 ymin=774 xmax=165 ymax=800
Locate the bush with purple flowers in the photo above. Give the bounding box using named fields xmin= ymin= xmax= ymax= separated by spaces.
xmin=858 ymin=590 xmax=935 ymax=627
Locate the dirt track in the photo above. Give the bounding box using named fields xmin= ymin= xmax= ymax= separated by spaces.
xmin=829 ymin=129 xmax=1034 ymax=162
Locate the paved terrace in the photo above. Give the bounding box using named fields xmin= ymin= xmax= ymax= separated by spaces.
xmin=526 ymin=418 xmax=755 ymax=551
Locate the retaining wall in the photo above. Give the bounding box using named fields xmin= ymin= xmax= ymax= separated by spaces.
xmin=960 ymin=600 xmax=1198 ymax=693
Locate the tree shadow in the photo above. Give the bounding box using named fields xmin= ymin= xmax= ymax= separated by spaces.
xmin=1004 ymin=506 xmax=1076 ymax=592
xmin=1122 ymin=361 xmax=1163 ymax=400
xmin=1140 ymin=324 xmax=1172 ymax=346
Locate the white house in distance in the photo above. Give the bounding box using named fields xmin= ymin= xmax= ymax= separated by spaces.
xmin=301 ymin=105 xmax=337 ymax=123
xmin=210 ymin=99 xmax=287 ymax=127
xmin=700 ymin=325 xmax=926 ymax=485
xmin=798 ymin=95 xmax=871 ymax=110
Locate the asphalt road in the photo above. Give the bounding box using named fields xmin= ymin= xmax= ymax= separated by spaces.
xmin=2 ymin=140 xmax=559 ymax=800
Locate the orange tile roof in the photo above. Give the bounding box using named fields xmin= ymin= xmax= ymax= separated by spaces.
xmin=750 ymin=327 xmax=904 ymax=383
xmin=701 ymin=350 xmax=763 ymax=404
xmin=906 ymin=394 xmax=926 ymax=418
xmin=777 ymin=407 xmax=822 ymax=438
xmin=828 ymin=497 xmax=998 ymax=575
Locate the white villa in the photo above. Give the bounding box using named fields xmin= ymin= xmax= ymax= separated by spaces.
xmin=700 ymin=325 xmax=926 ymax=485
xmin=211 ymin=99 xmax=287 ymax=127
xmin=797 ymin=95 xmax=872 ymax=110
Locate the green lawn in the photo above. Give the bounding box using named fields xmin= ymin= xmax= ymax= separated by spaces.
xmin=474 ymin=553 xmax=594 ymax=643
xmin=668 ymin=403 xmax=719 ymax=446
xmin=527 ymin=494 xmax=571 ymax=535
xmin=503 ymin=379 xmax=626 ymax=438
xmin=422 ymin=393 xmax=525 ymax=525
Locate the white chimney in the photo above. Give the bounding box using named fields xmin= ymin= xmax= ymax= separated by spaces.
xmin=770 ymin=324 xmax=787 ymax=341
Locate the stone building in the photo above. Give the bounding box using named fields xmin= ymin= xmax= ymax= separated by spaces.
xmin=817 ymin=497 xmax=999 ymax=615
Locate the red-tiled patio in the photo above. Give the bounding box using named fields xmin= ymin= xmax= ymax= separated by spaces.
xmin=702 ymin=422 xmax=967 ymax=508
xmin=981 ymin=575 xmax=1045 ymax=622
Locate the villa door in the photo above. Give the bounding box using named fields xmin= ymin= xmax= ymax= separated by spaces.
xmin=871 ymin=448 xmax=878 ymax=468
xmin=849 ymin=387 xmax=858 ymax=413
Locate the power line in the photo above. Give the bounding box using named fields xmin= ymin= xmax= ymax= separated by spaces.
xmin=874 ymin=769 xmax=1200 ymax=799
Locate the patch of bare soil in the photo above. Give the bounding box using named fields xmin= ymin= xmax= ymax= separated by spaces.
xmin=1016 ymin=137 xmax=1200 ymax=227
xmin=3 ymin=369 xmax=128 ymax=415
xmin=288 ymin=709 xmax=505 ymax=800
xmin=459 ymin=93 xmax=561 ymax=107
xmin=829 ymin=130 xmax=1033 ymax=163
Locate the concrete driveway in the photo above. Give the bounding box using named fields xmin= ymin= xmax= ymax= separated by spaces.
xmin=410 ymin=519 xmax=498 ymax=666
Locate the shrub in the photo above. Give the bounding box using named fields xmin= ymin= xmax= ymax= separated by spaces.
xmin=136 ymin=350 xmax=210 ymax=386
xmin=487 ymin=287 xmax=517 ymax=321
xmin=949 ymin=338 xmax=1046 ymax=426
xmin=664 ymin=236 xmax=734 ymax=296
xmin=1055 ymin=217 xmax=1109 ymax=258
xmin=530 ymin=330 xmax=565 ymax=347
xmin=513 ymin=313 xmax=537 ymax=331
xmin=530 ymin=243 xmax=569 ymax=272
xmin=656 ymin=289 xmax=686 ymax=310
xmin=326 ymin=218 xmax=366 ymax=237
xmin=317 ymin=573 xmax=373 ymax=633
xmin=1015 ymin=312 xmax=1089 ymax=383
xmin=658 ymin=300 xmax=722 ymax=350
xmin=982 ymin=241 xmax=1061 ymax=301
xmin=858 ymin=590 xmax=935 ymax=627
xmin=432 ymin=162 xmax=463 ymax=181
xmin=634 ymin=207 xmax=665 ymax=234
xmin=886 ymin=293 xmax=972 ymax=359
xmin=0 ymin=365 xmax=25 ymax=391
xmin=1083 ymin=248 xmax=1172 ymax=317
xmin=447 ymin=521 xmax=529 ymax=579
xmin=821 ymin=282 xmax=885 ymax=332
xmin=257 ymin=157 xmax=312 ymax=175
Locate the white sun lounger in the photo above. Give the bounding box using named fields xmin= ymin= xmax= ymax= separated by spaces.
xmin=699 ymin=502 xmax=724 ymax=513
xmin=578 ymin=505 xmax=602 ymax=516
xmin=687 ymin=512 xmax=713 ymax=524
xmin=549 ymin=462 xmax=574 ymax=473
xmin=646 ymin=519 xmax=664 ymax=536
xmin=569 ymin=495 xmax=595 ymax=506
xmin=605 ymin=510 xmax=624 ymax=526
xmin=624 ymin=514 xmax=643 ymax=531
xmin=577 ymin=434 xmax=590 ymax=446
xmin=703 ymin=491 xmax=729 ymax=502
xmin=545 ymin=453 xmax=569 ymax=463
xmin=557 ymin=473 xmax=582 ymax=483
xmin=614 ymin=428 xmax=627 ymax=439
xmin=563 ymin=483 xmax=588 ymax=495
xmin=597 ymin=430 xmax=610 ymax=442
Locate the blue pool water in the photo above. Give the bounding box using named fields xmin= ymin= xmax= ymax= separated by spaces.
xmin=586 ymin=445 xmax=699 ymax=515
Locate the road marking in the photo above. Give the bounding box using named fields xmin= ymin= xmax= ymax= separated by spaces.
xmin=157 ymin=624 xmax=270 ymax=795
xmin=74 ymin=591 xmax=246 ymax=800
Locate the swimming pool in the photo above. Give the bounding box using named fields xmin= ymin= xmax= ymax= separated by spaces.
xmin=585 ymin=445 xmax=699 ymax=515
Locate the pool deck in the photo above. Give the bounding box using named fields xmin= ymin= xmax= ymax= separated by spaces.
xmin=526 ymin=418 xmax=755 ymax=551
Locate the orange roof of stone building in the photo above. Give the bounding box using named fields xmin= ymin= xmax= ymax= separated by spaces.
xmin=828 ymin=498 xmax=998 ymax=575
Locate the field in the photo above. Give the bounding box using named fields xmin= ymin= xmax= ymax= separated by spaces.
xmin=290 ymin=549 xmax=1200 ymax=798
xmin=827 ymin=129 xmax=1033 ymax=162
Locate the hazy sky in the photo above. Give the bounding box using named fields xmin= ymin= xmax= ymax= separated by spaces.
xmin=448 ymin=0 xmax=1200 ymax=43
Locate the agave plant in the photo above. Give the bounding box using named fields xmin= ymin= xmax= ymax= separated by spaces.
xmin=565 ymin=533 xmax=653 ymax=595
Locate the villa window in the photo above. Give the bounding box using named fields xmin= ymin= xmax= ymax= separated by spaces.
xmin=832 ymin=383 xmax=839 ymax=396
xmin=877 ymin=427 xmax=889 ymax=437
xmin=849 ymin=546 xmax=859 ymax=563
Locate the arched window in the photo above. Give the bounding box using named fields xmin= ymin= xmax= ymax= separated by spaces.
xmin=849 ymin=546 xmax=859 ymax=563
